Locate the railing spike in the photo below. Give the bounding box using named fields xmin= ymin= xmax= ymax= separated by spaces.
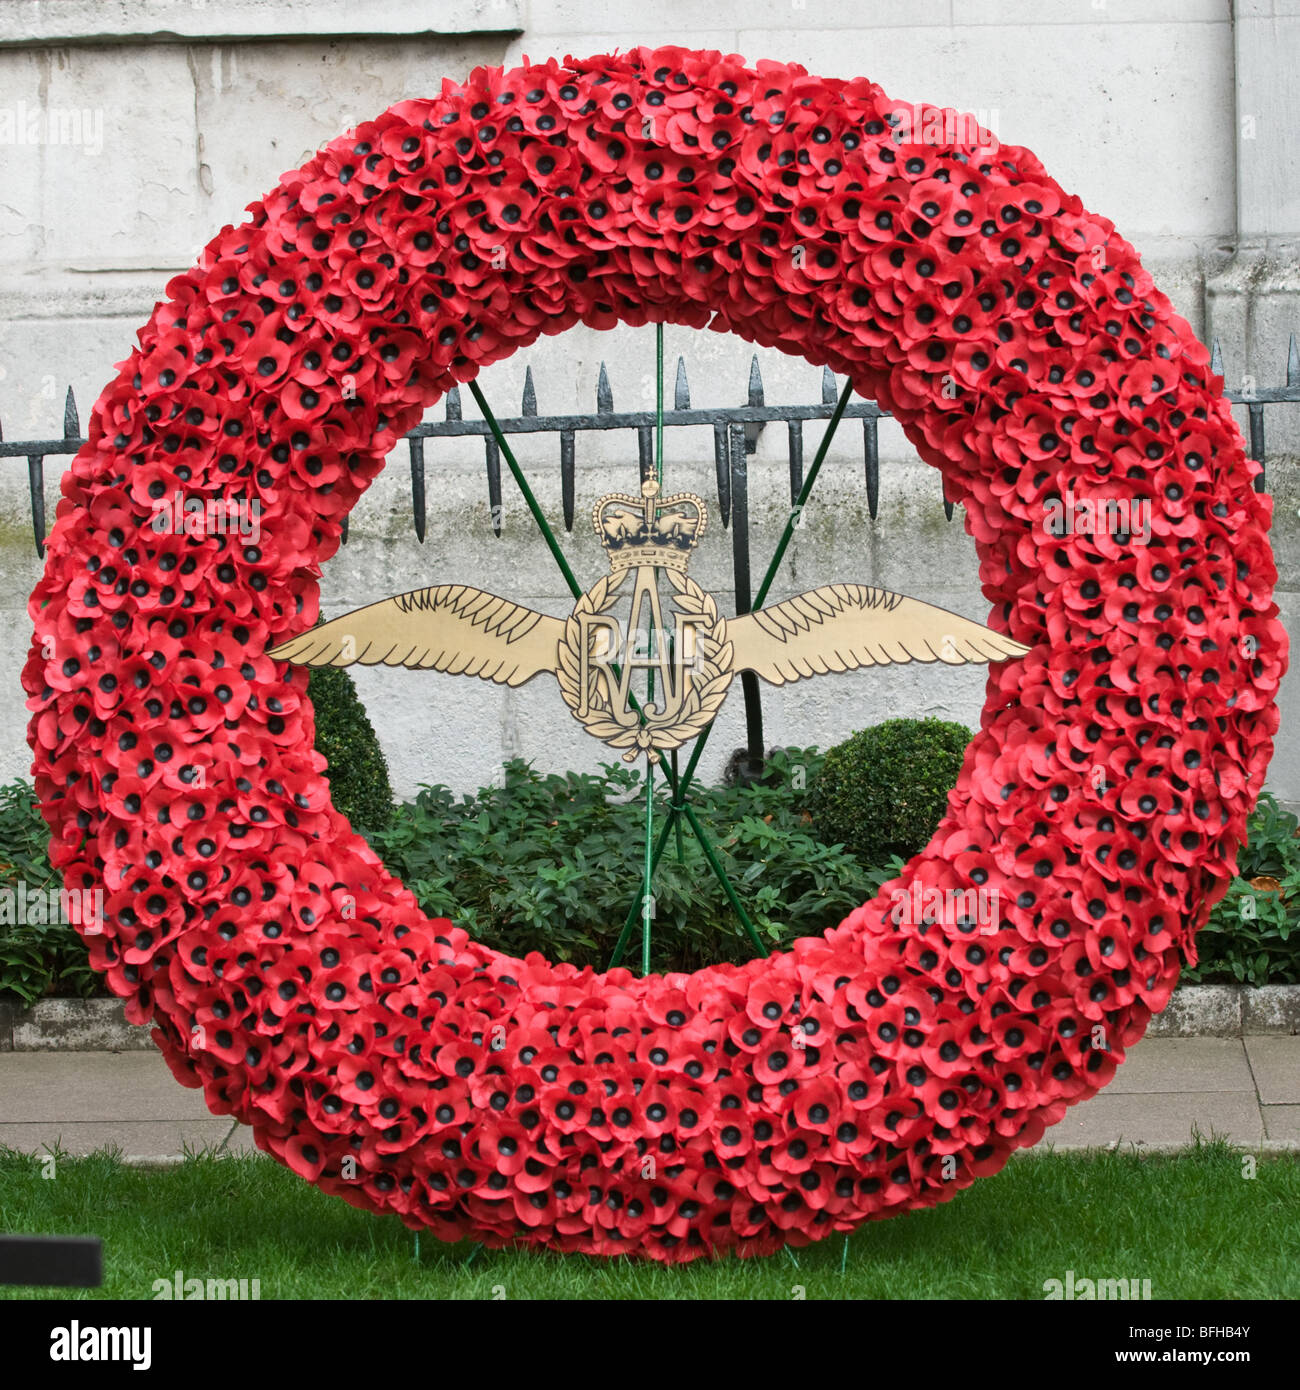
xmin=748 ymin=354 xmax=764 ymax=407
xmin=863 ymin=417 xmax=879 ymax=521
xmin=637 ymin=425 xmax=654 ymax=482
xmin=1288 ymin=333 xmax=1299 ymax=388
xmin=1210 ymin=338 xmax=1224 ymax=377
xmin=445 ymin=385 xmax=462 ymax=421
xmin=1248 ymin=403 xmax=1266 ymax=494
xmin=674 ymin=356 xmax=690 ymax=411
xmin=713 ymin=423 xmax=731 ymax=529
xmin=560 ymin=430 xmax=575 ymax=532
xmin=409 ymin=437 xmax=427 ymax=544
xmin=729 ymin=422 xmax=751 ymax=610
xmin=63 ymin=386 xmax=79 ymax=440
xmin=727 ymin=418 xmax=765 ymax=770
xmin=597 ymin=362 xmax=613 ymax=414
xmin=28 ymin=455 xmax=47 ymax=557
xmin=787 ymin=420 xmax=804 ymax=507
xmin=522 ymin=367 xmax=537 ymax=417
xmin=485 ymin=437 xmax=503 ymax=538
xmin=821 ymin=367 xmax=836 ymax=405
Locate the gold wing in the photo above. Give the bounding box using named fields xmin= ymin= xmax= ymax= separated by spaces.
xmin=728 ymin=584 xmax=1029 ymax=686
xmin=266 ymin=585 xmax=564 ymax=687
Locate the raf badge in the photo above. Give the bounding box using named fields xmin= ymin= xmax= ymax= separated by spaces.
xmin=269 ymin=479 xmax=1028 ymax=762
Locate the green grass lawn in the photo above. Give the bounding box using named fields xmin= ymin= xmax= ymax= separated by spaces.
xmin=1 ymin=1141 xmax=1295 ymax=1300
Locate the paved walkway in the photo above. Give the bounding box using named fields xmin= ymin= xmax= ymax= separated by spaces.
xmin=0 ymin=1037 xmax=1297 ymax=1161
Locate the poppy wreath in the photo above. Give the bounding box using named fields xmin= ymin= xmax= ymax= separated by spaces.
xmin=25 ymin=47 xmax=1285 ymax=1262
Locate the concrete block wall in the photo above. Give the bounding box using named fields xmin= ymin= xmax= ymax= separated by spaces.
xmin=1 ymin=0 xmax=1296 ymax=800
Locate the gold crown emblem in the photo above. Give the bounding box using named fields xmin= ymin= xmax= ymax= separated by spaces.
xmin=593 ymin=480 xmax=708 ymax=574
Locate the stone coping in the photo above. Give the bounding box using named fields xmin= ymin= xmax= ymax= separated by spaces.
xmin=0 ymin=0 xmax=522 ymax=46
xmin=0 ymin=984 xmax=1297 ymax=1051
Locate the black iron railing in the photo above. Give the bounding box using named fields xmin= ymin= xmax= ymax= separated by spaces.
xmin=7 ymin=338 xmax=1299 ymax=561
xmin=0 ymin=357 xmax=900 ymax=565
xmin=4 ymin=336 xmax=1299 ymax=774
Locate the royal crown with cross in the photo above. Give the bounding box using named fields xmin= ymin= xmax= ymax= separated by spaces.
xmin=593 ymin=479 xmax=708 ymax=574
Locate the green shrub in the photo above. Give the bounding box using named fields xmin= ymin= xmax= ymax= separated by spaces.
xmin=810 ymin=717 xmax=973 ymax=866
xmin=4 ymin=743 xmax=1300 ymax=996
xmin=1183 ymin=793 xmax=1300 ymax=986
xmin=308 ymin=665 xmax=394 ymax=834
xmin=0 ymin=780 xmax=101 ymax=1002
xmin=369 ymin=749 xmax=892 ymax=973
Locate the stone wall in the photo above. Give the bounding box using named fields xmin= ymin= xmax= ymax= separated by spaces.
xmin=1 ymin=0 xmax=1296 ymax=799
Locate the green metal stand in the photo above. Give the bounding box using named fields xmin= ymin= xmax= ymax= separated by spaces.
xmin=467 ymin=357 xmax=855 ymax=974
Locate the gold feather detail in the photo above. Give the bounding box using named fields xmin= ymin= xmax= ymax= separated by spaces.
xmin=266 ymin=586 xmax=564 ymax=688
xmin=728 ymin=584 xmax=1029 ymax=686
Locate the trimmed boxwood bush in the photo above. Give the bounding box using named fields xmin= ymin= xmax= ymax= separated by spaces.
xmin=811 ymin=717 xmax=973 ymax=866
xmin=307 ymin=665 xmax=394 ymax=834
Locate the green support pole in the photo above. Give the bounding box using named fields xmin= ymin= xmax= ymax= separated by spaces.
xmin=671 ymin=747 xmax=685 ymax=864
xmin=680 ymin=802 xmax=767 ymax=957
xmin=609 ymin=806 xmax=678 ymax=969
xmin=653 ymin=377 xmax=857 ymax=812
xmin=639 ymin=324 xmax=665 ymax=973
xmin=471 ymin=371 xmax=698 ymax=974
xmin=754 ymin=377 xmax=854 ymax=610
xmin=655 ymin=322 xmax=665 ymax=484
xmin=642 ymin=759 xmax=655 ymax=975
xmin=469 ymin=378 xmax=583 ymax=601
xmin=472 ymin=365 xmax=855 ymax=969
xmin=471 ymin=374 xmax=683 ymax=796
